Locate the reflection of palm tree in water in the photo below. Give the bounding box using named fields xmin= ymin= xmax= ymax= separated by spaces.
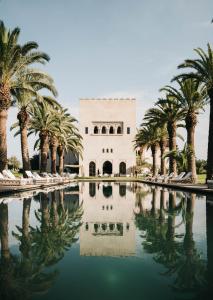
xmin=31 ymin=191 xmax=83 ymax=266
xmin=167 ymin=193 xmax=207 ymax=296
xmin=0 ymin=201 xmax=56 ymax=300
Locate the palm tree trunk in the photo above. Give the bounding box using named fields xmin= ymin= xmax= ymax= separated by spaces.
xmin=151 ymin=144 xmax=158 ymax=177
xmin=207 ymin=89 xmax=213 ymax=180
xmin=50 ymin=137 xmax=58 ymax=174
xmin=40 ymin=131 xmax=49 ymax=173
xmin=160 ymin=138 xmax=167 ymax=175
xmin=18 ymin=110 xmax=31 ymax=173
xmin=20 ymin=127 xmax=31 ymax=172
xmin=57 ymin=145 xmax=64 ymax=175
xmin=167 ymin=121 xmax=177 ymax=176
xmin=0 ymin=109 xmax=8 ymax=171
xmin=0 ymin=203 xmax=10 ymax=261
xmin=140 ymin=146 xmax=144 ymax=160
xmin=186 ymin=113 xmax=197 ymax=183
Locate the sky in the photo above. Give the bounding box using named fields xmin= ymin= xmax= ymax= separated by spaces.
xmin=0 ymin=0 xmax=213 ymax=161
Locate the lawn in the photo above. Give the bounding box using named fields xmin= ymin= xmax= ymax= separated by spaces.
xmin=197 ymin=174 xmax=206 ymax=184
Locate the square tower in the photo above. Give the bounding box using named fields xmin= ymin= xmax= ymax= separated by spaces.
xmin=79 ymin=98 xmax=136 ymax=176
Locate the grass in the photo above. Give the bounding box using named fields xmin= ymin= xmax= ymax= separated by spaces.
xmin=197 ymin=174 xmax=206 ymax=184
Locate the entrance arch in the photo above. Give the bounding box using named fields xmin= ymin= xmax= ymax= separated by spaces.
xmin=119 ymin=162 xmax=126 ymax=175
xmin=103 ymin=161 xmax=112 ymax=175
xmin=89 ymin=161 xmax=96 ymax=176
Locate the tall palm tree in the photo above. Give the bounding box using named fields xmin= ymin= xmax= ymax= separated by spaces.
xmin=11 ymin=90 xmax=58 ymax=174
xmin=0 ymin=20 xmax=51 ymax=171
xmin=134 ymin=124 xmax=161 ymax=176
xmin=146 ymin=96 xmax=184 ymax=175
xmin=28 ymin=102 xmax=60 ymax=173
xmin=49 ymin=108 xmax=82 ymax=174
xmin=161 ymin=78 xmax=207 ymax=183
xmin=173 ymin=44 xmax=213 ymax=180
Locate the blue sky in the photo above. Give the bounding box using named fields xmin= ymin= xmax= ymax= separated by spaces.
xmin=1 ymin=0 xmax=213 ymax=160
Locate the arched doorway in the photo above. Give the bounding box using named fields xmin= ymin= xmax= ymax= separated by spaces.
xmin=119 ymin=162 xmax=126 ymax=175
xmin=103 ymin=161 xmax=112 ymax=175
xmin=89 ymin=161 xmax=96 ymax=176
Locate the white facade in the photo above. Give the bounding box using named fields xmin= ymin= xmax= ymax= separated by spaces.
xmin=79 ymin=98 xmax=136 ymax=177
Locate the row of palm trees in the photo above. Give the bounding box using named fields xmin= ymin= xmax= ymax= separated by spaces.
xmin=0 ymin=20 xmax=82 ymax=176
xmin=135 ymin=44 xmax=213 ymax=183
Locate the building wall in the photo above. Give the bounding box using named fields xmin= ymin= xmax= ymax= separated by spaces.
xmin=79 ymin=98 xmax=136 ymax=176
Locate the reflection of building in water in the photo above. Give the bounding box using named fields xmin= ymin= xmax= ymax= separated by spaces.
xmin=79 ymin=182 xmax=136 ymax=257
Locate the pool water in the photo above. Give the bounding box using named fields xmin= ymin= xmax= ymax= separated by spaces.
xmin=0 ymin=182 xmax=213 ymax=300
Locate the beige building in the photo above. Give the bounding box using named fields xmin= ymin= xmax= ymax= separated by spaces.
xmin=79 ymin=98 xmax=136 ymax=176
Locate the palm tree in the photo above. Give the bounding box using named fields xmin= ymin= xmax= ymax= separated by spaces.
xmin=160 ymin=78 xmax=207 ymax=183
xmin=146 ymin=96 xmax=184 ymax=175
xmin=49 ymin=108 xmax=82 ymax=174
xmin=134 ymin=124 xmax=161 ymax=176
xmin=0 ymin=20 xmax=51 ymax=171
xmin=11 ymin=82 xmax=57 ymax=174
xmin=173 ymin=44 xmax=213 ymax=180
xmin=28 ymin=103 xmax=59 ymax=173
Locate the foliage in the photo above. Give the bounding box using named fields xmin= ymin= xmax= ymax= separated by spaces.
xmin=196 ymin=159 xmax=207 ymax=174
xmin=8 ymin=156 xmax=21 ymax=170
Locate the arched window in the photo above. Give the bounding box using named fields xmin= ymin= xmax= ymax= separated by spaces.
xmin=106 ymin=149 xmax=109 ymax=153
xmin=94 ymin=126 xmax=98 ymax=134
xmin=103 ymin=160 xmax=112 ymax=175
xmin=102 ymin=126 xmax=106 ymax=134
xmin=102 ymin=149 xmax=105 ymax=153
xmin=117 ymin=126 xmax=122 ymax=134
xmin=109 ymin=126 xmax=114 ymax=134
xmin=89 ymin=161 xmax=96 ymax=176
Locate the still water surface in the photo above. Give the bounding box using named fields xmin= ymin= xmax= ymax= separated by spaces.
xmin=0 ymin=182 xmax=213 ymax=300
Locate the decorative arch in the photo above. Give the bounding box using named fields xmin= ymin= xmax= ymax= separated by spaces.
xmin=102 ymin=126 xmax=106 ymax=134
xmin=119 ymin=162 xmax=126 ymax=175
xmin=117 ymin=126 xmax=122 ymax=134
xmin=94 ymin=126 xmax=98 ymax=134
xmin=109 ymin=126 xmax=114 ymax=134
xmin=103 ymin=160 xmax=112 ymax=175
xmin=89 ymin=161 xmax=96 ymax=176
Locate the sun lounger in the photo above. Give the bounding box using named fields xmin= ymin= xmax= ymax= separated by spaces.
xmin=169 ymin=172 xmax=186 ymax=183
xmin=25 ymin=170 xmax=49 ymax=184
xmin=0 ymin=171 xmax=33 ymax=186
xmin=171 ymin=172 xmax=192 ymax=183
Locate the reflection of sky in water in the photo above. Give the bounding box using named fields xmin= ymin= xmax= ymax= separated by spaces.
xmin=0 ymin=182 xmax=211 ymax=300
